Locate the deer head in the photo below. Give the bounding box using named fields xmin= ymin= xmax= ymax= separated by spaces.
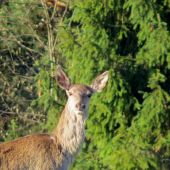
xmin=56 ymin=65 xmax=109 ymax=122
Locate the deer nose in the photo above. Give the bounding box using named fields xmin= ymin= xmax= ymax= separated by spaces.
xmin=75 ymin=103 xmax=85 ymax=110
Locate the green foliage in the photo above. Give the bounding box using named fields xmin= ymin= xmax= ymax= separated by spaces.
xmin=56 ymin=0 xmax=170 ymax=169
xmin=0 ymin=0 xmax=67 ymax=141
xmin=1 ymin=0 xmax=170 ymax=169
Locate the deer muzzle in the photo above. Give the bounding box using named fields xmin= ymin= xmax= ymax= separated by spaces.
xmin=75 ymin=103 xmax=85 ymax=115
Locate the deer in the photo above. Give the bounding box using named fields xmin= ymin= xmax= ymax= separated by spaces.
xmin=0 ymin=65 xmax=109 ymax=170
xmin=46 ymin=0 xmax=67 ymax=9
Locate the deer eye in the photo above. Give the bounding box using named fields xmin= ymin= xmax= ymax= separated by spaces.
xmin=88 ymin=93 xmax=92 ymax=98
xmin=68 ymin=92 xmax=72 ymax=96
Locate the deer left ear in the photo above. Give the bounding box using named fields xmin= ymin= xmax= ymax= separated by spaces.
xmin=56 ymin=65 xmax=71 ymax=90
xmin=90 ymin=71 xmax=109 ymax=93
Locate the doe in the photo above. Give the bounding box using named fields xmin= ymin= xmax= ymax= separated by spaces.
xmin=0 ymin=65 xmax=109 ymax=170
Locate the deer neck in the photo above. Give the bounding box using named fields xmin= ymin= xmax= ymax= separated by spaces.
xmin=52 ymin=103 xmax=86 ymax=159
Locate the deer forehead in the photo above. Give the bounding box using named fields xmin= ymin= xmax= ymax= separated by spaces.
xmin=68 ymin=84 xmax=93 ymax=95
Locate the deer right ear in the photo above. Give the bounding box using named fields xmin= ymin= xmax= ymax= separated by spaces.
xmin=56 ymin=65 xmax=71 ymax=90
xmin=90 ymin=71 xmax=109 ymax=93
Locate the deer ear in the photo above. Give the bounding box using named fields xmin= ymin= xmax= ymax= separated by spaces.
xmin=90 ymin=71 xmax=109 ymax=93
xmin=56 ymin=65 xmax=71 ymax=90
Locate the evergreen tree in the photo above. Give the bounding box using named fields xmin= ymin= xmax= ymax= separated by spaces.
xmin=56 ymin=0 xmax=170 ymax=169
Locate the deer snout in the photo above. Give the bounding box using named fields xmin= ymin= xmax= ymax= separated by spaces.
xmin=75 ymin=103 xmax=85 ymax=111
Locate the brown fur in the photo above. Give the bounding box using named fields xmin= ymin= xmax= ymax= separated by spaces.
xmin=0 ymin=66 xmax=109 ymax=170
xmin=0 ymin=134 xmax=63 ymax=170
